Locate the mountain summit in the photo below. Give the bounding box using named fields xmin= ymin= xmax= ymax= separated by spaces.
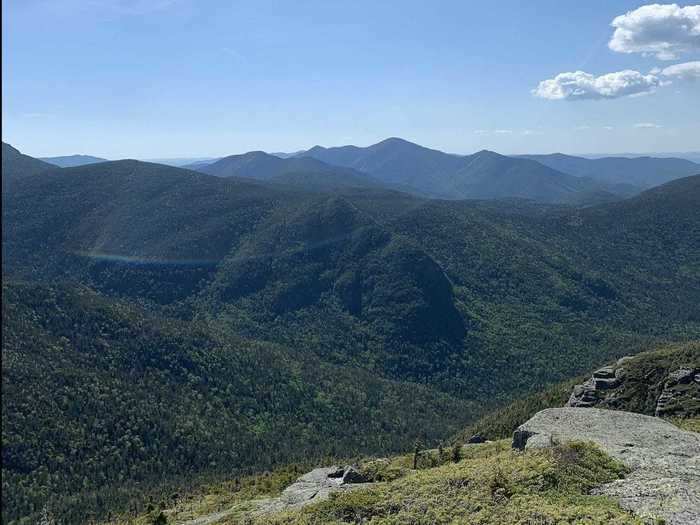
xmin=300 ymin=138 xmax=611 ymax=202
xmin=189 ymin=150 xmax=384 ymax=191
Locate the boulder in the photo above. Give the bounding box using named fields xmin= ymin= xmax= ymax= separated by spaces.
xmin=667 ymin=368 xmax=696 ymax=385
xmin=567 ymin=378 xmax=598 ymax=407
xmin=341 ymin=466 xmax=368 ymax=484
xmin=278 ymin=467 xmax=345 ymax=506
xmin=513 ymin=408 xmax=700 ymax=525
xmin=592 ymin=366 xmax=616 ymax=379
xmin=253 ymin=464 xmax=373 ymax=516
xmin=592 ymin=376 xmax=620 ymax=389
xmin=467 ymin=434 xmax=486 ymax=444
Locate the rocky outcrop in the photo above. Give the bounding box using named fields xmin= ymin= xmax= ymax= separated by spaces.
xmin=513 ymin=407 xmax=700 ymax=525
xmin=181 ymin=466 xmax=369 ymax=525
xmin=567 ymin=363 xmax=625 ymax=407
xmin=567 ymin=354 xmax=699 ymax=418
xmin=252 ymin=465 xmax=370 ymax=517
xmin=656 ymin=368 xmax=700 ymax=417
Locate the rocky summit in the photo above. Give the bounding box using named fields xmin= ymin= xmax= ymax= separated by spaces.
xmin=513 ymin=407 xmax=700 ymax=525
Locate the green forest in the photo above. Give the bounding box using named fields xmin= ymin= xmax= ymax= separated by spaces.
xmin=2 ymin=153 xmax=700 ymax=523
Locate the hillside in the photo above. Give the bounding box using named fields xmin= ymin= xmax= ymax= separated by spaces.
xmin=517 ymin=153 xmax=700 ymax=190
xmin=458 ymin=340 xmax=700 ymax=442
xmin=192 ymin=151 xmax=384 ymax=191
xmin=3 ymin=155 xmax=700 ymax=523
xmin=111 ymin=342 xmax=699 ymax=525
xmin=4 ymin=161 xmax=699 ymax=392
xmin=447 ymin=149 xmax=608 ymax=203
xmin=116 ymin=440 xmax=639 ymax=525
xmin=1 ymin=159 xmax=286 ymax=302
xmin=40 ymin=154 xmax=108 ymax=167
xmin=1 ymin=142 xmax=55 ymax=184
xmin=302 ymin=138 xmax=466 ymax=192
xmin=301 ymin=138 xmax=616 ymax=202
xmin=2 ymin=281 xmax=476 ymax=524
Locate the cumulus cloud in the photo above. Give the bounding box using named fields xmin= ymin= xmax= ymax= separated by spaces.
xmin=533 ymin=70 xmax=661 ymax=100
xmin=661 ymin=60 xmax=700 ymax=79
xmin=609 ymin=4 xmax=700 ymax=60
xmin=634 ymin=122 xmax=663 ymax=128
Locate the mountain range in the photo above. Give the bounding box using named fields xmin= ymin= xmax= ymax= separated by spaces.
xmin=190 ymin=150 xmax=385 ymax=191
xmin=7 ymin=139 xmax=699 ymax=204
xmin=296 ymin=137 xmax=612 ymax=202
xmin=40 ymin=154 xmax=108 ymax=168
xmin=516 ymin=152 xmax=700 ymax=190
xmin=2 ymin=140 xmax=699 ymax=523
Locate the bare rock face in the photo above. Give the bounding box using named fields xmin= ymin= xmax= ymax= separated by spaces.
xmin=567 ymin=363 xmax=625 ymax=407
xmin=656 ymin=368 xmax=700 ymax=417
xmin=252 ymin=465 xmax=369 ymax=516
xmin=513 ymin=407 xmax=700 ymax=525
xmin=567 ymin=355 xmax=699 ymax=419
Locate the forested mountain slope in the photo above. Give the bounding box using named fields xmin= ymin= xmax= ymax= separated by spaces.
xmin=517 ymin=153 xmax=700 ymax=190
xmin=2 ymin=142 xmax=55 ymax=185
xmin=2 ymin=160 xmax=285 ymax=302
xmin=191 ymin=151 xmax=384 ymax=191
xmin=457 ymin=340 xmax=700 ymax=442
xmin=2 ymin=281 xmax=476 ymax=523
xmin=301 ymin=137 xmax=614 ymax=202
xmin=3 ymin=155 xmax=700 ymax=524
xmin=4 ymin=159 xmax=699 ymax=395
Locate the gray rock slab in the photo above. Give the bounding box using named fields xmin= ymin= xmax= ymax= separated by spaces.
xmin=513 ymin=408 xmax=700 ymax=525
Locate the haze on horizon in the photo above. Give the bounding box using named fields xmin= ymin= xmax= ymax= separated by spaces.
xmin=2 ymin=0 xmax=699 ymax=158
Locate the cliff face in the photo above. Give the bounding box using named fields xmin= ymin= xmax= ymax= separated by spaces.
xmin=567 ymin=344 xmax=700 ymax=418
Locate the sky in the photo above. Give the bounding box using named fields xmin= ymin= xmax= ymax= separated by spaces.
xmin=2 ymin=0 xmax=699 ymax=158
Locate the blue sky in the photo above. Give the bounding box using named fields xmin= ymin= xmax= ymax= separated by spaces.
xmin=2 ymin=0 xmax=699 ymax=158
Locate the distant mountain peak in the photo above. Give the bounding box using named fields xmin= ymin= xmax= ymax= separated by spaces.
xmin=376 ymin=137 xmax=415 ymax=146
xmin=473 ymin=149 xmax=501 ymax=157
xmin=242 ymin=150 xmax=270 ymax=157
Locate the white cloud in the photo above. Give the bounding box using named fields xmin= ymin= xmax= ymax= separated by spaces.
xmin=494 ymin=129 xmax=513 ymax=134
xmin=533 ymin=69 xmax=661 ymax=100
xmin=634 ymin=122 xmax=663 ymax=128
xmin=609 ymin=4 xmax=700 ymax=60
xmin=473 ymin=129 xmax=489 ymax=135
xmin=661 ymin=60 xmax=700 ymax=79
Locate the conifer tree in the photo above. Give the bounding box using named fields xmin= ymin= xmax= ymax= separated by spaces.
xmin=451 ymin=440 xmax=463 ymax=463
